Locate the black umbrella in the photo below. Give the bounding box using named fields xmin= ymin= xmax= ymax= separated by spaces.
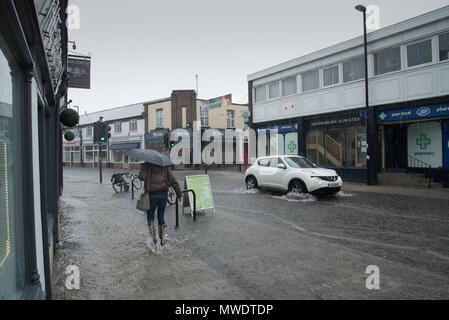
xmin=127 ymin=149 xmax=172 ymax=167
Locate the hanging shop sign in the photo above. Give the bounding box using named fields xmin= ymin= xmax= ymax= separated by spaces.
xmin=201 ymin=94 xmax=232 ymax=111
xmin=68 ymin=56 xmax=91 ymax=89
xmin=378 ymin=104 xmax=449 ymax=123
xmin=407 ymin=121 xmax=442 ymax=168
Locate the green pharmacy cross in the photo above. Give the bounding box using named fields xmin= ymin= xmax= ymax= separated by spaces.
xmin=288 ymin=141 xmax=297 ymax=153
xmin=416 ymin=133 xmax=431 ymax=150
xmin=379 ymin=112 xmax=387 ymax=121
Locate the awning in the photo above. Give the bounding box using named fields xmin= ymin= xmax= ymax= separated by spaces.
xmin=109 ymin=142 xmax=141 ymax=150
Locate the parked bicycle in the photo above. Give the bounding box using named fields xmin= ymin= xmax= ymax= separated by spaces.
xmin=111 ymin=171 xmax=142 ymax=193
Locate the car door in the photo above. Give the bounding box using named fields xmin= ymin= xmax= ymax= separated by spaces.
xmin=257 ymin=157 xmax=274 ymax=187
xmin=267 ymin=157 xmax=288 ymax=190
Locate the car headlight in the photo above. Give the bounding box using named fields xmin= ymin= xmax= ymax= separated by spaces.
xmin=312 ymin=177 xmax=322 ymax=183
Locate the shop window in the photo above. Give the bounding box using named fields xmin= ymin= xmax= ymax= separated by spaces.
xmin=407 ymin=39 xmax=432 ymax=67
xmin=302 ymin=69 xmax=319 ymax=92
xmin=282 ymin=77 xmax=297 ymax=96
xmin=254 ymin=86 xmax=266 ymax=103
xmin=306 ymin=126 xmax=366 ymax=168
xmin=374 ymin=46 xmax=401 ymax=75
xmin=343 ymin=57 xmax=364 ymax=83
xmin=439 ymin=32 xmax=449 ymax=61
xmin=268 ymin=82 xmax=280 ymax=99
xmin=0 ymin=42 xmax=26 ymax=299
xmin=323 ymin=65 xmax=339 ymax=86
xmin=112 ymin=150 xmax=124 ymax=163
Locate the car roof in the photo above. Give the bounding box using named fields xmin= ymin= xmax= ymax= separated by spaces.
xmin=257 ymin=155 xmax=304 ymax=160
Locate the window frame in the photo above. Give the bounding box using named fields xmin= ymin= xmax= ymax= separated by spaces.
xmin=254 ymin=85 xmax=267 ymax=103
xmin=342 ymin=56 xmax=365 ymax=83
xmin=323 ymin=64 xmax=340 ymax=87
xmin=373 ymin=46 xmax=402 ymax=76
xmin=114 ymin=122 xmax=122 ymax=133
xmin=129 ymin=119 xmax=138 ymax=132
xmin=438 ymin=31 xmax=449 ymax=62
xmin=268 ymin=82 xmax=280 ymax=100
xmin=156 ymin=109 xmax=164 ymax=128
xmin=282 ymin=76 xmax=297 ymax=97
xmin=226 ymin=110 xmax=235 ymax=129
xmin=301 ymin=69 xmax=320 ymax=92
xmin=406 ymin=38 xmax=433 ymax=68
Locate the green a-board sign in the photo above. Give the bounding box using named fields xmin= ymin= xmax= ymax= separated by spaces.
xmin=184 ymin=175 xmax=215 ymax=213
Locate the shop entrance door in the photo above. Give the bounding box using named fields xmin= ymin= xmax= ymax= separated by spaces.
xmin=384 ymin=124 xmax=408 ymax=170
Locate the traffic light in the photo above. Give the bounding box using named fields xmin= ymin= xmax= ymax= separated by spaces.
xmin=99 ymin=122 xmax=111 ymax=144
xmin=93 ymin=121 xmax=111 ymax=144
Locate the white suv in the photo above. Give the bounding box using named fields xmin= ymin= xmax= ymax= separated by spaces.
xmin=245 ymin=155 xmax=342 ymax=195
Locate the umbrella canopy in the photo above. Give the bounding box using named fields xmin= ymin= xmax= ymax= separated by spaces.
xmin=127 ymin=149 xmax=172 ymax=167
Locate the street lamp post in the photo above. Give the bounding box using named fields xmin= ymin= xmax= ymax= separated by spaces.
xmin=355 ymin=4 xmax=375 ymax=185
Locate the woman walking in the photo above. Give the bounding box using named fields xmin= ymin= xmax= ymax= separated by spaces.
xmin=138 ymin=162 xmax=182 ymax=252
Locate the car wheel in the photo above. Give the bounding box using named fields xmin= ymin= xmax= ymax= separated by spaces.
xmin=246 ymin=176 xmax=258 ymax=190
xmin=289 ymin=180 xmax=307 ymax=195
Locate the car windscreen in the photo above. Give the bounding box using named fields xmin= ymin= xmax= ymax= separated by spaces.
xmin=284 ymin=157 xmax=317 ymax=169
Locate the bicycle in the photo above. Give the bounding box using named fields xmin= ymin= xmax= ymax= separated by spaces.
xmin=111 ymin=171 xmax=142 ymax=193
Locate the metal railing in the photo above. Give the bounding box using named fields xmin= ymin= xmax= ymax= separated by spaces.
xmin=175 ymin=189 xmax=196 ymax=229
xmin=407 ymin=155 xmax=432 ymax=188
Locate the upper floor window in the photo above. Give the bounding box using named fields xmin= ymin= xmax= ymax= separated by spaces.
xmin=439 ymin=32 xmax=449 ymax=61
xmin=254 ymin=86 xmax=266 ymax=103
xmin=302 ymin=69 xmax=319 ymax=92
xmin=323 ymin=65 xmax=339 ymax=86
xmin=86 ymin=126 xmax=92 ymax=137
xmin=114 ymin=122 xmax=122 ymax=133
xmin=282 ymin=77 xmax=297 ymax=96
xmin=226 ymin=110 xmax=235 ymax=128
xmin=269 ymin=82 xmax=280 ymax=99
xmin=129 ymin=119 xmax=137 ymax=131
xmin=200 ymin=107 xmax=209 ymax=127
xmin=374 ymin=46 xmax=401 ymax=75
xmin=343 ymin=56 xmax=364 ymax=83
xmin=156 ymin=109 xmax=163 ymax=128
xmin=407 ymin=39 xmax=432 ymax=67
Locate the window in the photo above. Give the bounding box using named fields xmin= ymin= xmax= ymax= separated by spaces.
xmin=439 ymin=32 xmax=449 ymax=61
xmin=282 ymin=77 xmax=297 ymax=96
xmin=0 ymin=43 xmax=26 ymax=299
xmin=254 ymin=86 xmax=266 ymax=103
xmin=268 ymin=82 xmax=280 ymax=99
xmin=407 ymin=39 xmax=432 ymax=67
xmin=302 ymin=69 xmax=319 ymax=92
xmin=129 ymin=119 xmax=137 ymax=131
xmin=258 ymin=158 xmax=270 ymax=166
xmin=374 ymin=47 xmax=401 ymax=75
xmin=86 ymin=126 xmax=92 ymax=137
xmin=112 ymin=150 xmax=124 ymax=163
xmin=343 ymin=57 xmax=364 ymax=82
xmin=323 ymin=65 xmax=339 ymax=86
xmin=114 ymin=122 xmax=122 ymax=133
xmin=156 ymin=109 xmax=163 ymax=128
xmin=200 ymin=107 xmax=209 ymax=127
xmin=226 ymin=110 xmax=235 ymax=128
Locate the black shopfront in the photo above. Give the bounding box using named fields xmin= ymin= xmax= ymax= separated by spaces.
xmin=0 ymin=0 xmax=68 ymax=299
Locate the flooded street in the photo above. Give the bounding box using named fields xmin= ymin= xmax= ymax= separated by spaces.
xmin=52 ymin=167 xmax=449 ymax=300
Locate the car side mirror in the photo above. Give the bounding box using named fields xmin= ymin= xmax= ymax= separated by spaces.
xmin=278 ymin=163 xmax=286 ymax=169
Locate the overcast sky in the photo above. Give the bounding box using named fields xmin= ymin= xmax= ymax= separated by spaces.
xmin=67 ymin=0 xmax=449 ymax=114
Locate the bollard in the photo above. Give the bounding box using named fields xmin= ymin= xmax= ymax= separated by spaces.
xmin=175 ymin=189 xmax=197 ymax=229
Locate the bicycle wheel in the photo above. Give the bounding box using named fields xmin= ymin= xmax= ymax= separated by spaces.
xmin=167 ymin=185 xmax=177 ymax=205
xmin=112 ymin=180 xmax=122 ymax=193
xmin=132 ymin=176 xmax=142 ymax=190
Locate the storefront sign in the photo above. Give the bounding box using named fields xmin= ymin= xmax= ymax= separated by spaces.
xmin=407 ymin=121 xmax=442 ymax=168
xmin=378 ymin=104 xmax=449 ymax=123
xmin=109 ymin=142 xmax=140 ymax=150
xmin=185 ymin=175 xmax=214 ymax=212
xmin=310 ymin=116 xmax=362 ymax=128
xmin=201 ymin=94 xmax=232 ymax=111
xmin=68 ymin=57 xmax=91 ymax=89
xmin=257 ymin=123 xmax=298 ymax=134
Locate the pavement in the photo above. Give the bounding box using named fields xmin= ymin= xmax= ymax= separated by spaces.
xmin=52 ymin=167 xmax=449 ymax=300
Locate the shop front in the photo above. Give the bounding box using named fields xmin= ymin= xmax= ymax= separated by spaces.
xmin=304 ymin=110 xmax=367 ymax=182
xmin=109 ymin=141 xmax=141 ymax=169
xmin=377 ymin=103 xmax=449 ymax=170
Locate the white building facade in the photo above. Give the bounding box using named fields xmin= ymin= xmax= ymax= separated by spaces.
xmin=63 ymin=103 xmax=146 ymax=169
xmin=248 ymin=6 xmax=449 ymax=184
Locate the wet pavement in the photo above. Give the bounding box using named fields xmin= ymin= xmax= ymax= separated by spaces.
xmin=52 ymin=167 xmax=449 ymax=299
